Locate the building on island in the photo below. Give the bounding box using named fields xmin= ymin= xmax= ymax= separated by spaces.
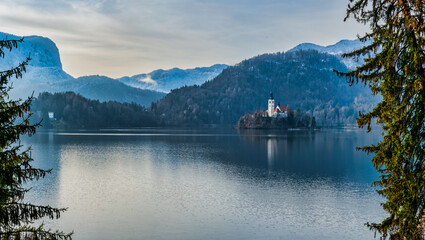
xmin=268 ymin=91 xmax=275 ymax=117
xmin=48 ymin=111 xmax=55 ymax=120
xmin=263 ymin=90 xmax=288 ymax=118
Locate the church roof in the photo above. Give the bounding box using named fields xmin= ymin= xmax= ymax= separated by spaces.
xmin=275 ymin=105 xmax=287 ymax=112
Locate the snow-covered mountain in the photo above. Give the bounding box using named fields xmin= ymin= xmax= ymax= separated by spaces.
xmin=0 ymin=32 xmax=165 ymax=106
xmin=288 ymin=39 xmax=373 ymax=69
xmin=0 ymin=32 xmax=226 ymax=104
xmin=0 ymin=33 xmax=66 ymax=71
xmin=0 ymin=32 xmax=73 ymax=99
xmin=117 ymin=64 xmax=228 ymax=93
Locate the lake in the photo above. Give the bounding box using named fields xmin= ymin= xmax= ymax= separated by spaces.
xmin=23 ymin=128 xmax=385 ymax=240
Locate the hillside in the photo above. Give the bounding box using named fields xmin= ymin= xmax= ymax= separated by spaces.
xmin=51 ymin=75 xmax=165 ymax=106
xmin=288 ymin=39 xmax=373 ymax=69
xmin=32 ymin=92 xmax=157 ymax=129
xmin=154 ymin=50 xmax=378 ymax=126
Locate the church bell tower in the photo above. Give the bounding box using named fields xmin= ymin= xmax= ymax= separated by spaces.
xmin=268 ymin=90 xmax=275 ymax=117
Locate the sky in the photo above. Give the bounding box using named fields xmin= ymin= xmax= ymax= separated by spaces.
xmin=0 ymin=0 xmax=368 ymax=78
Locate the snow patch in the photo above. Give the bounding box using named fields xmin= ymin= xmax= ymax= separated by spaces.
xmin=288 ymin=39 xmax=374 ymax=70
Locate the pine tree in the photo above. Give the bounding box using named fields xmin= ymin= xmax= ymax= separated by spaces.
xmin=0 ymin=38 xmax=72 ymax=239
xmin=311 ymin=116 xmax=316 ymax=129
xmin=337 ymin=0 xmax=425 ymax=239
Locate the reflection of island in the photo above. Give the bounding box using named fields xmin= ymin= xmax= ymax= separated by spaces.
xmin=236 ymin=128 xmax=321 ymax=170
xmin=237 ymin=90 xmax=316 ymax=129
xmin=237 ymin=129 xmax=293 ymax=170
xmin=267 ymin=138 xmax=278 ymax=168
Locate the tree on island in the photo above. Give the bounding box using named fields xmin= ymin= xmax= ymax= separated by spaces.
xmin=0 ymin=39 xmax=72 ymax=238
xmin=311 ymin=117 xmax=316 ymax=129
xmin=337 ymin=0 xmax=425 ymax=238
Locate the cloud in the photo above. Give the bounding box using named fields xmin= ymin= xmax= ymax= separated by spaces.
xmin=0 ymin=0 xmax=367 ymax=78
xmin=138 ymin=75 xmax=157 ymax=85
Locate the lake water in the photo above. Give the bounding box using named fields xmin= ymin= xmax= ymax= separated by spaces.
xmin=22 ymin=128 xmax=385 ymax=240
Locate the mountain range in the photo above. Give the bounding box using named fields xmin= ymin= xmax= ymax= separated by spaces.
xmin=0 ymin=32 xmax=226 ymax=106
xmin=0 ymin=32 xmax=379 ymax=126
xmin=117 ymin=64 xmax=228 ymax=93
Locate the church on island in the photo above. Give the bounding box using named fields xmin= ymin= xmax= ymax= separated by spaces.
xmin=237 ymin=90 xmax=301 ymax=129
xmin=263 ymin=91 xmax=288 ymax=118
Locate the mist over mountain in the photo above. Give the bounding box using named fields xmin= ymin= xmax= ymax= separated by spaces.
xmin=118 ymin=64 xmax=228 ymax=93
xmin=154 ymin=49 xmax=379 ymax=126
xmin=52 ymin=75 xmax=166 ymax=107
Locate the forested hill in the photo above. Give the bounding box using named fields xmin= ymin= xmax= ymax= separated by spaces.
xmin=32 ymin=92 xmax=157 ymax=129
xmin=154 ymin=50 xmax=378 ymax=126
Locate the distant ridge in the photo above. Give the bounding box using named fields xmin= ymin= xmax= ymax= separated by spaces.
xmin=117 ymin=64 xmax=228 ymax=93
xmin=288 ymin=39 xmax=373 ymax=69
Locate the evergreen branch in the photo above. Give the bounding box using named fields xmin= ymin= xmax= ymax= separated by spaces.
xmin=0 ymin=224 xmax=73 ymax=240
xmin=0 ymin=38 xmax=24 ymax=59
xmin=0 ymin=202 xmax=67 ymax=227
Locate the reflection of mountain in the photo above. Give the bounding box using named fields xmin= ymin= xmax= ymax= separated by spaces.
xmin=20 ymin=132 xmax=61 ymax=205
xmin=27 ymin=128 xmax=379 ymax=182
xmin=22 ymin=128 xmax=383 ymax=240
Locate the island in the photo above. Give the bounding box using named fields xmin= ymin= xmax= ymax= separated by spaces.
xmin=237 ymin=91 xmax=316 ymax=129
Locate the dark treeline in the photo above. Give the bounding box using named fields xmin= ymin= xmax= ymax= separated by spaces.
xmin=31 ymin=92 xmax=157 ymax=129
xmin=237 ymin=110 xmax=315 ymax=129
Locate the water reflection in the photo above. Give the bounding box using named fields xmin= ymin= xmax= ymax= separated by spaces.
xmin=22 ymin=128 xmax=384 ymax=240
xmin=267 ymin=138 xmax=278 ymax=169
xmin=234 ymin=128 xmax=381 ymax=183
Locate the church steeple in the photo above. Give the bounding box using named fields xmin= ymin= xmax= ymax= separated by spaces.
xmin=268 ymin=90 xmax=275 ymax=117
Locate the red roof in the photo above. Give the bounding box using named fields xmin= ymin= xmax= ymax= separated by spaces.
xmin=275 ymin=105 xmax=287 ymax=112
xmin=265 ymin=105 xmax=287 ymax=114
